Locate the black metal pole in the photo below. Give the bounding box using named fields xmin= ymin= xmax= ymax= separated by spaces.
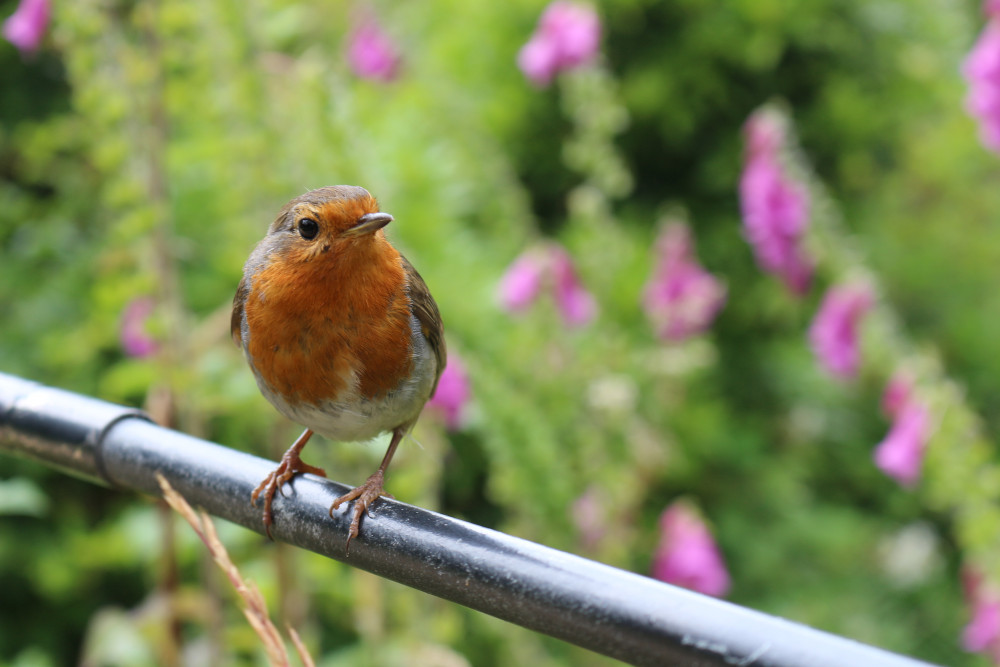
xmin=0 ymin=372 xmax=940 ymax=667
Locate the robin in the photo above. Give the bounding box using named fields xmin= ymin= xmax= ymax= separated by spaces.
xmin=231 ymin=185 xmax=445 ymax=547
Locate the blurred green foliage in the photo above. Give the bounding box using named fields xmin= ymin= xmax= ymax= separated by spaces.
xmin=1 ymin=0 xmax=998 ymax=665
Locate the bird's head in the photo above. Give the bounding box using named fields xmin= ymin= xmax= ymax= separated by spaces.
xmin=264 ymin=185 xmax=394 ymax=264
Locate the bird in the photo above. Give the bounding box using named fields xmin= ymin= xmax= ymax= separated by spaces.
xmin=231 ymin=185 xmax=445 ymax=548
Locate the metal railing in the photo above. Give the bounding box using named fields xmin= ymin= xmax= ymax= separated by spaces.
xmin=0 ymin=371 xmax=940 ymax=667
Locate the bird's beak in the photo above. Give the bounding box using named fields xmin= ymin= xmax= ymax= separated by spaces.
xmin=345 ymin=212 xmax=393 ymax=237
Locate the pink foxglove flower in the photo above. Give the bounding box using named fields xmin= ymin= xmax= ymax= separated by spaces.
xmin=962 ymin=567 xmax=1000 ymax=662
xmin=120 ymin=298 xmax=159 ymax=359
xmin=641 ymin=222 xmax=726 ymax=341
xmin=426 ymin=352 xmax=471 ymax=431
xmin=3 ymin=0 xmax=49 ymax=55
xmin=739 ymin=109 xmax=813 ymax=295
xmin=652 ymin=500 xmax=730 ymax=597
xmin=498 ymin=248 xmax=547 ymax=313
xmin=874 ymin=401 xmax=930 ymax=488
xmin=549 ymin=244 xmax=597 ymax=327
xmin=874 ymin=372 xmax=931 ymax=487
xmin=498 ymin=243 xmax=597 ymax=328
xmin=963 ymin=4 xmax=1000 ymax=152
xmin=881 ymin=370 xmax=914 ymax=419
xmin=518 ymin=1 xmax=600 ymax=87
xmin=346 ymin=13 xmax=400 ymax=82
xmin=808 ymin=284 xmax=873 ymax=379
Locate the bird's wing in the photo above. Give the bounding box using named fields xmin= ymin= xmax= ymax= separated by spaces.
xmin=230 ymin=274 xmax=249 ymax=347
xmin=401 ymin=255 xmax=446 ymax=394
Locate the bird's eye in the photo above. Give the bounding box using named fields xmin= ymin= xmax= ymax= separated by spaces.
xmin=298 ymin=218 xmax=319 ymax=240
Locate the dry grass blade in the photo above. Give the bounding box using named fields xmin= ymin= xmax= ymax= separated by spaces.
xmin=288 ymin=626 xmax=316 ymax=667
xmin=156 ymin=473 xmax=315 ymax=667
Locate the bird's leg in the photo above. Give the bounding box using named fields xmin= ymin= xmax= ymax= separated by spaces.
xmin=252 ymin=429 xmax=326 ymax=539
xmin=330 ymin=426 xmax=405 ymax=550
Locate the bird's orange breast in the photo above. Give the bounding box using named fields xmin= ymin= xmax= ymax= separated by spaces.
xmin=244 ymin=237 xmax=414 ymax=405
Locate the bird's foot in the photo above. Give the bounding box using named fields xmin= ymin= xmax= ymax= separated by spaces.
xmin=251 ymin=450 xmax=326 ymax=539
xmin=330 ymin=470 xmax=391 ymax=552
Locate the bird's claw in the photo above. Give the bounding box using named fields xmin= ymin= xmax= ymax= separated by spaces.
xmin=330 ymin=470 xmax=387 ymax=554
xmin=251 ymin=451 xmax=326 ymax=540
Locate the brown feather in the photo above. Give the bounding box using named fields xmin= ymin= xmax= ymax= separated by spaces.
xmin=401 ymin=254 xmax=446 ymax=395
xmin=231 ymin=275 xmax=249 ymax=347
